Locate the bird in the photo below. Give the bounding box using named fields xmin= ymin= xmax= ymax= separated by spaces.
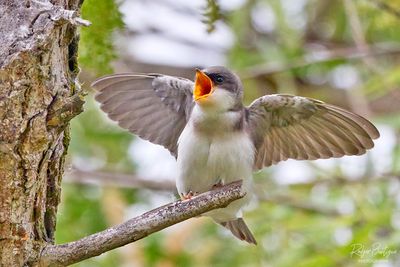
xmin=91 ymin=66 xmax=380 ymax=245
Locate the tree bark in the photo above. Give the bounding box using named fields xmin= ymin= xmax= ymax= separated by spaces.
xmin=40 ymin=181 xmax=245 ymax=266
xmin=0 ymin=0 xmax=84 ymax=265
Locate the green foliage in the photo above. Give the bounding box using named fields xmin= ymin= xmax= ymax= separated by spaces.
xmin=202 ymin=0 xmax=222 ymax=33
xmin=79 ymin=0 xmax=123 ymax=75
xmin=56 ymin=184 xmax=107 ymax=243
xmin=143 ymin=235 xmax=165 ymax=266
xmin=70 ymin=96 xmax=134 ymax=170
xmin=364 ymin=66 xmax=400 ymax=98
xmin=56 ymin=184 xmax=121 ymax=267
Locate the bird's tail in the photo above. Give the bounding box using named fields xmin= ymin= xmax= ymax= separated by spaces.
xmin=220 ymin=218 xmax=257 ymax=245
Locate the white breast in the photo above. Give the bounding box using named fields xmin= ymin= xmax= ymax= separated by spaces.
xmin=176 ymin=123 xmax=254 ymax=195
xmin=176 ymin=105 xmax=255 ymax=222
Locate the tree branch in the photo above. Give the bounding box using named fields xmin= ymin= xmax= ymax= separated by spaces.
xmin=241 ymin=43 xmax=400 ymax=78
xmin=342 ymin=0 xmax=376 ymax=117
xmin=64 ymin=168 xmax=176 ymax=191
xmin=40 ymin=181 xmax=244 ymax=266
xmin=366 ymin=0 xmax=400 ymax=19
xmin=258 ymin=194 xmax=341 ymax=216
xmin=65 ymin=169 xmax=398 ymax=217
xmin=343 ymin=0 xmax=379 ymax=71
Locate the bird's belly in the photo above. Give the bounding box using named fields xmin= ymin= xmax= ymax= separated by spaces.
xmin=176 ymin=126 xmax=254 ymax=195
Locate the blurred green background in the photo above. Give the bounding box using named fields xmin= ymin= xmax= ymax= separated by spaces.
xmin=59 ymin=0 xmax=400 ymax=266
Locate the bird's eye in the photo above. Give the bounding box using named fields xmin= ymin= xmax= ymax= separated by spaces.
xmin=215 ymin=75 xmax=224 ymax=83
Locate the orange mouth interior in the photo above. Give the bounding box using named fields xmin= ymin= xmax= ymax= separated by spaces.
xmin=194 ymin=70 xmax=213 ymax=101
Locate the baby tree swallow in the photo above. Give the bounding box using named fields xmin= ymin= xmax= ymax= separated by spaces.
xmin=92 ymin=66 xmax=379 ymax=245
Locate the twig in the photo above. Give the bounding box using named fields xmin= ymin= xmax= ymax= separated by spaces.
xmin=290 ymin=172 xmax=400 ymax=189
xmin=40 ymin=181 xmax=245 ymax=266
xmin=343 ymin=0 xmax=379 ymax=71
xmin=258 ymin=194 xmax=341 ymax=216
xmin=343 ymin=0 xmax=376 ymax=117
xmin=64 ymin=169 xmax=176 ymax=191
xmin=343 ymin=0 xmax=368 ymax=50
xmin=124 ymin=28 xmax=225 ymax=52
xmin=241 ymin=44 xmax=400 ymax=78
xmin=366 ymin=0 xmax=400 ymax=19
xmin=65 ymin=169 xmax=399 ymax=215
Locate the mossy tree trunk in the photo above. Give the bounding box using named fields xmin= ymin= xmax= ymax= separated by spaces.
xmin=0 ymin=0 xmax=84 ymax=265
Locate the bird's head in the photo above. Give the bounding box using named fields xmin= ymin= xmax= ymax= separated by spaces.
xmin=193 ymin=66 xmax=243 ymax=110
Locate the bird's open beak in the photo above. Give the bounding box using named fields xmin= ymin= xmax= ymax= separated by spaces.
xmin=194 ymin=69 xmax=214 ymax=101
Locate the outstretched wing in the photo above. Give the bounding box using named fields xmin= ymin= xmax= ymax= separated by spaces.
xmin=246 ymin=94 xmax=380 ymax=170
xmin=92 ymin=73 xmax=194 ymax=157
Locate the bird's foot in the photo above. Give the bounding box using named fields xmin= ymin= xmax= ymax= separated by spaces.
xmin=180 ymin=191 xmax=197 ymax=200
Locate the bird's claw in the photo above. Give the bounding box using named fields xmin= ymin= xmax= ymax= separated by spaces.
xmin=180 ymin=191 xmax=197 ymax=200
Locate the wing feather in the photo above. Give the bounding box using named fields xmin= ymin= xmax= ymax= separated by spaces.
xmin=271 ymin=128 xmax=285 ymax=163
xmin=297 ymin=123 xmax=333 ymax=158
xmin=262 ymin=136 xmax=272 ymax=167
xmin=92 ymin=73 xmax=194 ymax=157
xmin=290 ymin=125 xmax=320 ymax=159
xmin=247 ymin=94 xmax=379 ymax=169
xmin=311 ymin=117 xmax=359 ymax=154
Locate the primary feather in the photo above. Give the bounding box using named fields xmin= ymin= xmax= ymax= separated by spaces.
xmin=92 ymin=73 xmax=194 ymax=157
xmin=246 ymin=94 xmax=379 ymax=169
